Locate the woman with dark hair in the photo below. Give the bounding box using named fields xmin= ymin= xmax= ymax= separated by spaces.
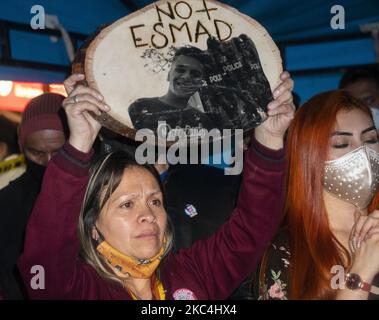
xmin=254 ymin=90 xmax=379 ymax=300
xmin=18 ymin=71 xmax=295 ymax=300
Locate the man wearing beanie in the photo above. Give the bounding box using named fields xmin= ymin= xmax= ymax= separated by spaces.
xmin=0 ymin=93 xmax=68 ymax=299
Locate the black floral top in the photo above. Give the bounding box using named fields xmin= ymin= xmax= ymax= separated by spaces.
xmin=252 ymin=230 xmax=290 ymax=300
xmin=252 ymin=229 xmax=379 ymax=300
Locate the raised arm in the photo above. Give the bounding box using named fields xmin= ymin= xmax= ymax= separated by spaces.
xmin=18 ymin=74 xmax=110 ymax=298
xmin=166 ymin=72 xmax=295 ymax=299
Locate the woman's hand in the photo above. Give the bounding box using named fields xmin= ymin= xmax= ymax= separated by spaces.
xmin=349 ymin=234 xmax=379 ymax=285
xmin=63 ymin=74 xmax=110 ymax=153
xmin=349 ymin=211 xmax=379 ymax=284
xmin=255 ymin=71 xmax=295 ymax=150
xmin=351 ymin=210 xmax=379 ymax=248
xmin=336 ymin=213 xmax=379 ymax=299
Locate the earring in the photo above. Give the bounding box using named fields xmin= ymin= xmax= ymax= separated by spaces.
xmin=92 ymin=227 xmax=100 ymax=242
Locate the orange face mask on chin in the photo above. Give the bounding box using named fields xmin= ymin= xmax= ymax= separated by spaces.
xmin=96 ymin=238 xmax=166 ymax=279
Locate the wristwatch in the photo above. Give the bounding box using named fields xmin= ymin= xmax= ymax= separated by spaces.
xmin=345 ymin=273 xmax=379 ymax=295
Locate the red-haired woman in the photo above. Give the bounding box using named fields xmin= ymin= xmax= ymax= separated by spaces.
xmin=254 ymin=90 xmax=379 ymax=300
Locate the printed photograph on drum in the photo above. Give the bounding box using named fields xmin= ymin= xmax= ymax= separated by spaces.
xmin=128 ymin=34 xmax=273 ymax=135
xmin=129 ymin=46 xmax=214 ymax=133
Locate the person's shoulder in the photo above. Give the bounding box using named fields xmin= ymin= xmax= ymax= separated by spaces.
xmin=0 ymin=175 xmax=29 ymax=215
xmin=132 ymin=97 xmax=161 ymax=104
xmin=269 ymin=226 xmax=290 ymax=255
xmin=129 ymin=97 xmax=163 ymax=112
xmin=259 ymin=226 xmax=291 ymax=271
xmin=0 ymin=171 xmax=28 ymax=193
xmin=253 ymin=226 xmax=290 ymax=300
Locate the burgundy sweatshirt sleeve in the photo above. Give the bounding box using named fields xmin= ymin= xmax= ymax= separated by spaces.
xmin=166 ymin=136 xmax=286 ymax=299
xmin=17 ymin=142 xmax=95 ymax=299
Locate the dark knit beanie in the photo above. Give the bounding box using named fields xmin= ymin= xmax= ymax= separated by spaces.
xmin=18 ymin=93 xmax=66 ymax=149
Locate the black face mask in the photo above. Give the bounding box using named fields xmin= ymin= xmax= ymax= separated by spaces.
xmin=26 ymin=158 xmax=46 ymax=183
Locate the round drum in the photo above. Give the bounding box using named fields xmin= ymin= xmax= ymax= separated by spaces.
xmin=73 ymin=0 xmax=282 ymax=144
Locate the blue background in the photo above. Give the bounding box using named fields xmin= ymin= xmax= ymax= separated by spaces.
xmin=0 ymin=0 xmax=378 ymax=104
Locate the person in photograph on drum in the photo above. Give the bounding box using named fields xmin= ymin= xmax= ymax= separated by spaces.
xmin=128 ymin=46 xmax=215 ymax=134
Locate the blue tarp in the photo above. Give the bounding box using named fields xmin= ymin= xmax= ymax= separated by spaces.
xmin=1 ymin=0 xmax=378 ymax=103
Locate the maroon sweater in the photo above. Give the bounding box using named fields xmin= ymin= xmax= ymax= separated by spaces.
xmin=18 ymin=137 xmax=285 ymax=300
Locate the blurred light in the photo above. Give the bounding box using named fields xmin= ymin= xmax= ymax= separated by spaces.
xmin=0 ymin=81 xmax=13 ymax=96
xmin=0 ymin=81 xmax=67 ymax=112
xmin=14 ymin=83 xmax=44 ymax=98
xmin=49 ymin=83 xmax=67 ymax=97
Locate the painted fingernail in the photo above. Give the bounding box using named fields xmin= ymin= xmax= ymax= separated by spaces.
xmin=274 ymin=90 xmax=280 ymax=98
xmin=104 ymin=104 xmax=110 ymax=111
xmin=98 ymin=94 xmax=104 ymax=101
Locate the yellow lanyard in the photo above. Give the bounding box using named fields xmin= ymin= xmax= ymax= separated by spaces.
xmin=129 ymin=277 xmax=166 ymax=300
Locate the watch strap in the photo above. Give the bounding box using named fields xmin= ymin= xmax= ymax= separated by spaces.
xmin=346 ymin=273 xmax=379 ymax=295
xmin=368 ymin=284 xmax=379 ymax=295
xmin=360 ymin=281 xmax=372 ymax=292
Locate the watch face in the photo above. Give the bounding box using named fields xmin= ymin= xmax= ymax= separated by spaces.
xmin=345 ymin=273 xmax=361 ymax=290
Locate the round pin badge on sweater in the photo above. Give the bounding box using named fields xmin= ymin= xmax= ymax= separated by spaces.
xmin=184 ymin=204 xmax=199 ymax=218
xmin=74 ymin=0 xmax=282 ymax=145
xmin=173 ymin=288 xmax=198 ymax=300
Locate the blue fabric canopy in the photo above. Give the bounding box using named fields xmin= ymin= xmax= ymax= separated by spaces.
xmin=0 ymin=0 xmax=378 ymax=103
